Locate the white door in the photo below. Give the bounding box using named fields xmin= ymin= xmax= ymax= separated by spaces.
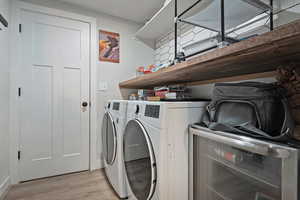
xmin=19 ymin=10 xmax=90 ymax=181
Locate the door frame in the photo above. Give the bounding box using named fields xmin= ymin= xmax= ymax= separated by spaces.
xmin=9 ymin=0 xmax=98 ymax=184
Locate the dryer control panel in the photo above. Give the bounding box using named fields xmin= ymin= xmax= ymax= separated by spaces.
xmin=145 ymin=105 xmax=160 ymax=119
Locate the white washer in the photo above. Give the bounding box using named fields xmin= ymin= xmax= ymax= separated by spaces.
xmin=102 ymin=100 xmax=128 ymax=199
xmin=123 ymin=101 xmax=208 ymax=200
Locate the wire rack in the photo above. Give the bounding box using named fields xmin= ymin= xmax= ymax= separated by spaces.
xmin=174 ymin=0 xmax=274 ymax=62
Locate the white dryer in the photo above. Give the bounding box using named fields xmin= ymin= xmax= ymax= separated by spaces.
xmin=123 ymin=101 xmax=208 ymax=200
xmin=102 ymin=100 xmax=128 ymax=199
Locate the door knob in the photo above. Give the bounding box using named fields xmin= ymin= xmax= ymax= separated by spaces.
xmin=82 ymin=102 xmax=89 ymax=107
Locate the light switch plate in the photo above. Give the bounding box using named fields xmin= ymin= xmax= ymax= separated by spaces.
xmin=98 ymin=81 xmax=108 ymax=91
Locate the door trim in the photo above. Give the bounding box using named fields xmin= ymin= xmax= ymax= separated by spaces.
xmin=9 ymin=0 xmax=98 ymax=184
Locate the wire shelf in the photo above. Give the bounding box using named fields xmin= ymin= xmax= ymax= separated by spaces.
xmin=174 ymin=0 xmax=274 ymax=62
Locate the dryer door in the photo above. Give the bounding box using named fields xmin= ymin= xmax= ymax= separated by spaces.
xmin=102 ymin=112 xmax=117 ymax=165
xmin=123 ymin=120 xmax=157 ymax=200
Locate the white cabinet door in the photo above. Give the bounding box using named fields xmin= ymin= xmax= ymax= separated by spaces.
xmin=19 ymin=10 xmax=90 ymax=181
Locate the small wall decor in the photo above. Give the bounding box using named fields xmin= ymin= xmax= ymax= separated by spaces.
xmin=99 ymin=30 xmax=120 ymax=63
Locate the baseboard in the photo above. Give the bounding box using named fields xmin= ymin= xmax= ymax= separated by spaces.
xmin=90 ymin=162 xmax=103 ymax=171
xmin=90 ymin=156 xmax=104 ymax=171
xmin=0 ymin=176 xmax=10 ymax=200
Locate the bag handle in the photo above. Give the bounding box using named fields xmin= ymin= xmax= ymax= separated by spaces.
xmin=203 ymin=121 xmax=291 ymax=141
xmin=207 ymin=99 xmax=262 ymax=129
xmin=280 ymin=97 xmax=294 ymax=136
xmin=203 ymin=96 xmax=294 ymax=141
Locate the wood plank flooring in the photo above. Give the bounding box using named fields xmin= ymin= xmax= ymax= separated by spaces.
xmin=4 ymin=170 xmax=119 ymax=200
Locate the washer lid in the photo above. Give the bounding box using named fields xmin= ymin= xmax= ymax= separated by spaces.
xmin=123 ymin=120 xmax=157 ymax=200
xmin=102 ymin=112 xmax=117 ymax=165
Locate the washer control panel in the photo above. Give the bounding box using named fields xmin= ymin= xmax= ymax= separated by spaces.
xmin=145 ymin=105 xmax=160 ymax=119
xmin=113 ymin=102 xmax=120 ymax=111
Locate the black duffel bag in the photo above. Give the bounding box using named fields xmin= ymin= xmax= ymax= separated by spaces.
xmin=202 ymin=82 xmax=295 ymax=141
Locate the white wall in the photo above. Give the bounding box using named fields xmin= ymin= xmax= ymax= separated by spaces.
xmin=19 ymin=0 xmax=154 ymax=169
xmin=94 ymin=12 xmax=154 ymax=167
xmin=0 ymin=0 xmax=11 ymax=197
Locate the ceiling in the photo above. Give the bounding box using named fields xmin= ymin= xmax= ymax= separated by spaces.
xmin=56 ymin=0 xmax=165 ymax=23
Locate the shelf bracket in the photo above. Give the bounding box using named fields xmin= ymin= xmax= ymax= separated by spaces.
xmin=174 ymin=0 xmax=178 ymax=62
xmin=221 ymin=0 xmax=225 ymax=42
xmin=270 ymin=0 xmax=274 ymax=31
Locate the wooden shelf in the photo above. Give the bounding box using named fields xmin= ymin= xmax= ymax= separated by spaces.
xmin=120 ymin=20 xmax=300 ymax=89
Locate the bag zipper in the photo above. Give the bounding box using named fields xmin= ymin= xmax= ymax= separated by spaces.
xmin=213 ymin=95 xmax=279 ymax=100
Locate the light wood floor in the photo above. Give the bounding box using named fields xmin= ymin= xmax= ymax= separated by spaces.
xmin=4 ymin=170 xmax=120 ymax=200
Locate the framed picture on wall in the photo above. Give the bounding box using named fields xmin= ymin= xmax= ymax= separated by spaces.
xmin=99 ymin=30 xmax=120 ymax=63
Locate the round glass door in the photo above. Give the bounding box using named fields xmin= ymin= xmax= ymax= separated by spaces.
xmin=102 ymin=112 xmax=117 ymax=165
xmin=123 ymin=120 xmax=157 ymax=200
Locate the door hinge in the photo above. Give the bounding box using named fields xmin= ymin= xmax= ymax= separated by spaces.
xmin=18 ymin=87 xmax=21 ymax=97
xmin=19 ymin=24 xmax=22 ymax=33
xmin=18 ymin=151 xmax=21 ymax=160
